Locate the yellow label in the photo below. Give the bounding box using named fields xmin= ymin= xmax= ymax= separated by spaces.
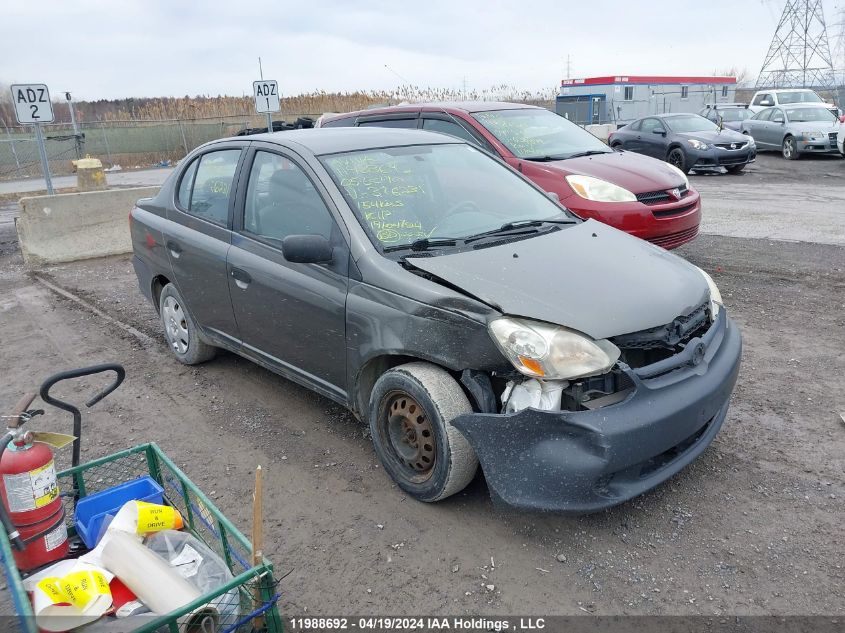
xmin=37 ymin=571 xmax=110 ymax=610
xmin=30 ymin=461 xmax=59 ymax=509
xmin=135 ymin=500 xmax=178 ymax=533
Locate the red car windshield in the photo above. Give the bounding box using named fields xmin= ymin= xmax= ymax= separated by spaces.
xmin=471 ymin=108 xmax=611 ymax=160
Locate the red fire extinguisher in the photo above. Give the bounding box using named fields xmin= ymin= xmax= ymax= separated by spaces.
xmin=0 ymin=393 xmax=68 ymax=571
xmin=0 ymin=364 xmax=124 ymax=572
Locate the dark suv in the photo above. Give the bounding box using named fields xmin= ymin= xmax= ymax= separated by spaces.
xmin=130 ymin=128 xmax=741 ymax=513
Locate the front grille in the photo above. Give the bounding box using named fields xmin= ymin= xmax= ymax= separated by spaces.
xmin=717 ymin=155 xmax=749 ymax=165
xmin=653 ymin=202 xmax=697 ymax=218
xmin=635 ymin=184 xmax=689 ymax=205
xmin=647 ymin=224 xmax=699 ymax=248
xmin=613 ymin=302 xmax=710 ymax=352
xmin=714 ymin=141 xmax=747 ymax=150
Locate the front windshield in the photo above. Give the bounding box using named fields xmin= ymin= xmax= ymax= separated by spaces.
xmin=320 ymin=144 xmax=569 ymax=249
xmin=665 ymin=115 xmax=719 ymax=133
xmin=778 ymin=91 xmax=823 ymax=104
xmin=719 ymin=109 xmax=752 ymax=122
xmin=471 ymin=108 xmax=610 ymax=159
xmin=785 ymin=107 xmax=836 ymax=122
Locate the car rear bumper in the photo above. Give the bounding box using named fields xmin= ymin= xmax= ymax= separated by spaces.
xmin=452 ymin=311 xmax=742 ymax=514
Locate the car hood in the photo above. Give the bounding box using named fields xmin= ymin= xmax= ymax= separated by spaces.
xmin=676 ymin=129 xmax=749 ymax=143
xmin=786 ymin=119 xmax=840 ymax=132
xmin=406 ymin=219 xmax=708 ymax=340
xmin=538 ymin=151 xmax=685 ymax=193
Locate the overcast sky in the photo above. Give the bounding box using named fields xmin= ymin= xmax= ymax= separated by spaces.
xmin=2 ymin=0 xmax=844 ymax=100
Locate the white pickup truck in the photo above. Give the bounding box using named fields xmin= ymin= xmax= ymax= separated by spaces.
xmin=748 ymin=89 xmax=840 ymax=116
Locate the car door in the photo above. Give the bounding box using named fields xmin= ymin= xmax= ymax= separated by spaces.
xmin=746 ymin=109 xmax=772 ymax=146
xmin=620 ymin=119 xmax=643 ymax=151
xmin=226 ymin=146 xmax=349 ymax=400
xmin=165 ymin=144 xmax=245 ymax=346
xmin=768 ymin=108 xmax=786 ymax=146
xmin=637 ymin=118 xmax=669 ymax=158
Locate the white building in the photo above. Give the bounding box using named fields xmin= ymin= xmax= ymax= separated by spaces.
xmin=557 ymin=75 xmax=737 ymax=126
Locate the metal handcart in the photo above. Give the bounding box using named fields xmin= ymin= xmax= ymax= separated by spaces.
xmin=0 ymin=364 xmax=283 ymax=632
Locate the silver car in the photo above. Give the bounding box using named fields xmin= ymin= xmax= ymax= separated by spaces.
xmin=741 ymin=104 xmax=840 ymax=160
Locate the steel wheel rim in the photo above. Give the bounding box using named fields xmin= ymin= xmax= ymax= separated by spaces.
xmin=162 ymin=296 xmax=189 ymax=354
xmin=382 ymin=392 xmax=436 ymax=483
xmin=668 ymin=150 xmax=684 ymax=168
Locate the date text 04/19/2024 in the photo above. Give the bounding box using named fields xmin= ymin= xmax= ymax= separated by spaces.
xmin=288 ymin=617 xmax=546 ymax=631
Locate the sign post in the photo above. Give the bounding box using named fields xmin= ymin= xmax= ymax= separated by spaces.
xmin=10 ymin=84 xmax=55 ymax=194
xmin=253 ymin=80 xmax=280 ymax=134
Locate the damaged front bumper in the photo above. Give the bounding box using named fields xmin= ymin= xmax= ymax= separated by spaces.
xmin=452 ymin=311 xmax=742 ymax=513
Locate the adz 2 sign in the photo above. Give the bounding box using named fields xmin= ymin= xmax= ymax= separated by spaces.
xmin=10 ymin=84 xmax=54 ymax=124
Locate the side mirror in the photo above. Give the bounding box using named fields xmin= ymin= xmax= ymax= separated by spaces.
xmin=653 ymin=128 xmax=666 ymax=135
xmin=546 ymin=191 xmax=560 ymax=202
xmin=761 ymin=100 xmax=773 ymax=107
xmin=282 ymin=234 xmax=333 ymax=264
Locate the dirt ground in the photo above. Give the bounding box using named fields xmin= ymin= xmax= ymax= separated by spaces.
xmin=0 ymin=154 xmax=843 ymax=619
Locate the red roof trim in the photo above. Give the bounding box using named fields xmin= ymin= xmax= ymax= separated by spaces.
xmin=561 ymin=75 xmax=737 ymax=86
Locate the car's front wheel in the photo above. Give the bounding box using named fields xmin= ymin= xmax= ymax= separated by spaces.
xmin=782 ymin=136 xmax=799 ymax=160
xmin=369 ymin=362 xmax=478 ymax=502
xmin=667 ymin=147 xmax=690 ymax=173
xmin=727 ymin=163 xmax=746 ymax=173
xmin=611 ymin=142 xmax=623 ymax=150
xmin=159 ymin=283 xmax=216 ymax=365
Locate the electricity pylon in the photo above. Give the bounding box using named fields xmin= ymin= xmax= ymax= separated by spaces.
xmin=755 ymin=0 xmax=837 ymax=90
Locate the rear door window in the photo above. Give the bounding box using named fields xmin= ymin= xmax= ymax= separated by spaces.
xmin=421 ymin=118 xmax=477 ymax=144
xmin=183 ymin=149 xmax=241 ymax=227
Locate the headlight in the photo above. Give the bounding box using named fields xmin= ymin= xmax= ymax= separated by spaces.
xmin=696 ymin=267 xmax=723 ymax=320
xmin=489 ymin=317 xmax=621 ymax=380
xmin=687 ymin=139 xmax=710 ymax=150
xmin=664 ymin=162 xmax=689 ymax=189
xmin=565 ymin=175 xmax=637 ymax=202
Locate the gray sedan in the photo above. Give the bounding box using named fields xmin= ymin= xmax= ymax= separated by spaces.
xmin=741 ymin=105 xmax=840 ymax=160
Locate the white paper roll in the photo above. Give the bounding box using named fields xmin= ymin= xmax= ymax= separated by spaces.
xmin=100 ymin=530 xmax=201 ymax=615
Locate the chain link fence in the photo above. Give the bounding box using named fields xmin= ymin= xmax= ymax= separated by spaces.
xmin=0 ymin=114 xmax=318 ymax=181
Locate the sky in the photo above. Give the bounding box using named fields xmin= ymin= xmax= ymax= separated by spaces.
xmin=2 ymin=0 xmax=844 ymax=100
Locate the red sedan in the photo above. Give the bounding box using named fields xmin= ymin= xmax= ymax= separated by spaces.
xmin=319 ymin=102 xmax=701 ymax=249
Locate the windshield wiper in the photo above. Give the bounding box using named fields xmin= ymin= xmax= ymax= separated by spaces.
xmin=522 ymin=155 xmax=568 ymax=162
xmin=382 ymin=237 xmax=459 ymax=253
xmin=463 ymin=218 xmax=576 ymax=244
xmin=563 ymin=150 xmax=612 ymax=159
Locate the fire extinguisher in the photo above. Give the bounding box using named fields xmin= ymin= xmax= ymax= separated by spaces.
xmin=0 ymin=364 xmax=124 ymax=572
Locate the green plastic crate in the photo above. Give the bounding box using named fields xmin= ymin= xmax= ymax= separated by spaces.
xmin=0 ymin=443 xmax=282 ymax=633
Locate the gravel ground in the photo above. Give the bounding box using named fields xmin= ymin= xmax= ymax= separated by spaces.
xmin=0 ymin=159 xmax=843 ymax=619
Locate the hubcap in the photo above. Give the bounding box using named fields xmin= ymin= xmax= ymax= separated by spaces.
xmin=784 ymin=140 xmax=793 ymax=157
xmin=669 ymin=151 xmax=683 ymax=168
xmin=162 ymin=296 xmax=189 ymax=354
xmin=384 ymin=393 xmax=435 ymax=482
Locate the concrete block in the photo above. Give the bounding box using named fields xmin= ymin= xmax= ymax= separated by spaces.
xmin=16 ymin=187 xmax=159 ymax=266
xmin=585 ymin=124 xmax=616 ymax=142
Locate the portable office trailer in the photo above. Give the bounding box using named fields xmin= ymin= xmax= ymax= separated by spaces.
xmin=556 ymin=76 xmax=737 ymax=127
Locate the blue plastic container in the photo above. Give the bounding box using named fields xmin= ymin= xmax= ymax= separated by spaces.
xmin=74 ymin=476 xmax=164 ymax=548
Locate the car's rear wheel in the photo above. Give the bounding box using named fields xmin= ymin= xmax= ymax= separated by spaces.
xmin=782 ymin=136 xmax=799 ymax=160
xmin=369 ymin=362 xmax=478 ymax=503
xmin=726 ymin=163 xmax=746 ymax=173
xmin=159 ymin=283 xmax=216 ymax=365
xmin=667 ymin=147 xmax=690 ymax=173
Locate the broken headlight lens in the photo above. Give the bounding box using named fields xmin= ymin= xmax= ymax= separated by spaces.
xmin=565 ymin=175 xmax=637 ymax=202
xmin=697 ymin=267 xmax=723 ymax=320
xmin=489 ymin=317 xmax=621 ymax=380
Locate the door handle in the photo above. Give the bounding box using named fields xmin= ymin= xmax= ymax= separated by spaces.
xmin=166 ymin=241 xmax=182 ymax=259
xmin=230 ymin=267 xmax=251 ymax=290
